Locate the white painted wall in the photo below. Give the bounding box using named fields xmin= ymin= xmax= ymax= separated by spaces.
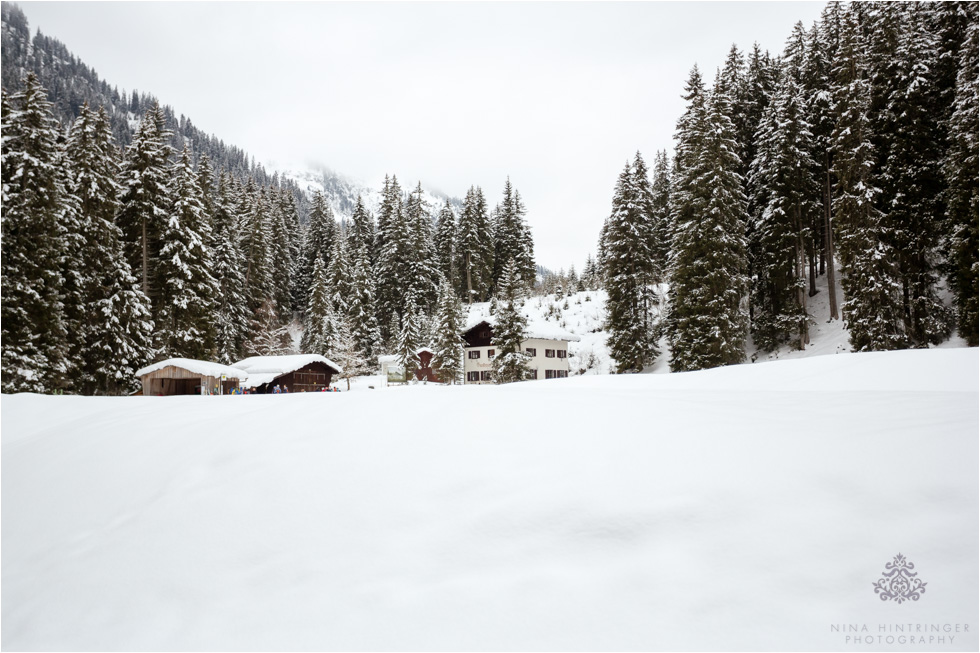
xmin=463 ymin=337 xmax=571 ymax=384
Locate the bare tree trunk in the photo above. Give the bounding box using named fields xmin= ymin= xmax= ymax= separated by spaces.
xmin=142 ymin=218 xmax=149 ymax=296
xmin=825 ymin=163 xmax=839 ymax=321
xmin=808 ymin=235 xmax=818 ymax=297
xmin=795 ymin=204 xmax=810 ymax=349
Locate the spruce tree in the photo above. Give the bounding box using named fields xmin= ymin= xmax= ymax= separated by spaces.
xmin=347 ymin=245 xmax=381 ymax=361
xmin=267 ymin=188 xmax=295 ymax=318
xmin=405 ymin=182 xmax=440 ymax=311
xmin=243 ymin=190 xmax=274 ymax=311
xmin=375 ymin=175 xmax=407 ymax=337
xmin=431 ymin=277 xmax=466 ymax=384
xmin=155 ymin=146 xmax=218 ymax=359
xmin=602 ymin=160 xmax=660 ymax=373
xmin=64 ymin=104 xmax=153 ymax=393
xmin=811 ymin=11 xmax=841 ymax=320
xmin=434 ymin=199 xmax=458 ymax=290
xmin=277 ymin=190 xmax=304 ymax=313
xmin=117 ymin=102 xmax=172 ymax=305
xmin=211 ymin=173 xmax=250 ymax=364
xmin=347 ymin=195 xmax=375 ymax=260
xmin=944 ymin=11 xmax=979 ymax=345
xmin=295 ymin=190 xmax=336 ymax=312
xmin=395 ymin=293 xmax=426 ymax=380
xmin=301 ymin=256 xmax=341 ymax=357
xmin=325 ymin=230 xmax=351 ymax=315
xmin=491 ymin=259 xmax=531 ymax=383
xmin=456 ymin=185 xmax=495 ymax=302
xmin=196 ymin=153 xmax=216 ymax=229
xmin=650 ymin=150 xmax=673 ymax=278
xmin=831 ymin=8 xmax=908 ymax=352
xmin=879 ymin=4 xmax=951 ymax=345
xmin=667 ymin=74 xmax=750 ymax=372
xmin=1 ymin=75 xmax=69 ymax=392
xmin=748 ymin=74 xmax=818 ymax=351
xmin=492 ymin=178 xmax=535 ymax=292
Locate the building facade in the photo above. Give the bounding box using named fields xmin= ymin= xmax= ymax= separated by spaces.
xmin=462 ymin=321 xmax=576 ymax=384
xmin=233 ymin=354 xmax=342 ymax=393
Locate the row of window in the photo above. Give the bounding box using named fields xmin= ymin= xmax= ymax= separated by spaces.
xmin=465 ymin=369 xmax=570 ymax=382
xmin=467 ymin=348 xmax=567 ymax=359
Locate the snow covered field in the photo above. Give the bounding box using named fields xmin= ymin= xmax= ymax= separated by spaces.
xmin=2 ymin=348 xmax=977 ymax=651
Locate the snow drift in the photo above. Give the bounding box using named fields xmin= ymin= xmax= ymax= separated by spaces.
xmin=2 ymin=348 xmax=977 ymax=651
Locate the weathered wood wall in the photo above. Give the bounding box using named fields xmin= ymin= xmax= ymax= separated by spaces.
xmin=139 ymin=366 xmax=240 ymax=396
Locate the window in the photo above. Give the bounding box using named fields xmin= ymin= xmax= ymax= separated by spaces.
xmin=545 ymin=349 xmax=555 ymax=358
xmin=480 ymin=371 xmax=492 ymax=381
xmin=525 ymin=348 xmax=537 ymax=357
xmin=488 ymin=349 xmax=495 ymax=359
xmin=467 ymin=371 xmax=480 ymax=382
xmin=545 ymin=370 xmax=568 ymax=379
xmin=481 ymin=329 xmax=490 ymax=339
xmin=557 ymin=350 xmax=567 ymax=359
xmin=531 ymin=370 xmax=538 ymax=379
xmin=545 ymin=370 xmax=554 ymax=379
xmin=468 ymin=350 xmax=481 ymax=359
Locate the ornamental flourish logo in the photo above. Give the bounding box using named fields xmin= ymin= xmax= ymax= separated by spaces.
xmin=873 ymin=553 xmax=927 ymax=604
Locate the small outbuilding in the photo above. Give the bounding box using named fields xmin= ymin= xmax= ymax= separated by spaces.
xmin=378 ymin=354 xmax=404 ymax=384
xmin=415 ymin=347 xmax=439 ymax=383
xmin=232 ymin=354 xmax=342 ymax=393
xmin=136 ymin=358 xmax=247 ymax=396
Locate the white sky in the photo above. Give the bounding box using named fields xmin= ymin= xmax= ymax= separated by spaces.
xmin=19 ymin=1 xmax=824 ymax=270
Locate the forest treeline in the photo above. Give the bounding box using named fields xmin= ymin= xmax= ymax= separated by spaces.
xmin=599 ymin=1 xmax=978 ymax=373
xmin=1 ymin=73 xmax=534 ymax=394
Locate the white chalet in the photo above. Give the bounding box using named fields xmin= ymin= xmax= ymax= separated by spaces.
xmin=461 ymin=319 xmax=580 ymax=384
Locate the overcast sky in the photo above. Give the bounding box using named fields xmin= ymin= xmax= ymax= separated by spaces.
xmin=19 ymin=1 xmax=824 ymax=270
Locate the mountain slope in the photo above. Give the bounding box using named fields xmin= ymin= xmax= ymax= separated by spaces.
xmin=282 ymin=166 xmax=463 ymax=221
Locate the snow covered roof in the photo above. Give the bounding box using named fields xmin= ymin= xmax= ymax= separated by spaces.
xmin=378 ymin=354 xmax=400 ymax=364
xmin=463 ymin=316 xmax=581 ymax=343
xmin=135 ymin=358 xmax=248 ymax=379
xmin=416 ymin=347 xmax=434 ymax=355
xmin=232 ymin=354 xmax=343 ymax=387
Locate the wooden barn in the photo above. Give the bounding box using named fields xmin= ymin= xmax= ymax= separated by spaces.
xmin=232 ymin=354 xmax=343 ymax=393
xmin=136 ymin=358 xmax=247 ymax=396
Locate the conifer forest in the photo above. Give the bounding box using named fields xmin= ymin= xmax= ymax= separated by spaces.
xmin=1 ymin=1 xmax=977 ymax=394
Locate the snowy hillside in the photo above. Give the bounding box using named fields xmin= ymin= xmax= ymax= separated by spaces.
xmin=280 ymin=166 xmax=462 ymax=222
xmin=514 ymin=267 xmax=971 ymax=377
xmin=2 ymin=348 xmax=976 ymax=650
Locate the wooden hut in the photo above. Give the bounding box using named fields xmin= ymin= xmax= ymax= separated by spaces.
xmin=232 ymin=354 xmax=343 ymax=393
xmin=415 ymin=347 xmax=439 ymax=382
xmin=136 ymin=358 xmax=247 ymax=396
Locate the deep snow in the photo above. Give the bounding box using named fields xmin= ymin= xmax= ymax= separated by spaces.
xmin=2 ymin=348 xmax=977 ymax=651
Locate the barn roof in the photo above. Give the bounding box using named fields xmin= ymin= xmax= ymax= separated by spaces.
xmin=135 ymin=358 xmax=248 ymax=379
xmin=232 ymin=354 xmax=343 ymax=387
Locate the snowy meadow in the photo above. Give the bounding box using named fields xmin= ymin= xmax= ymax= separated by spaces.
xmin=3 ymin=348 xmax=977 ymax=651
